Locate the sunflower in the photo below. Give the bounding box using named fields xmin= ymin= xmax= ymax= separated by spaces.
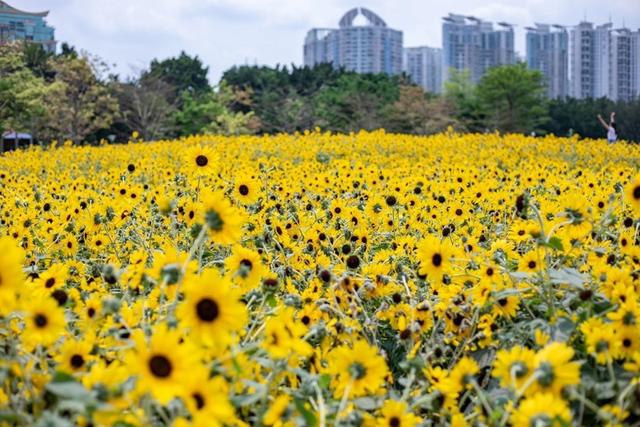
xmin=0 ymin=236 xmax=24 ymax=311
xmin=376 ymin=400 xmax=422 ymax=427
xmin=34 ymin=263 xmax=68 ymax=291
xmin=492 ymin=294 xmax=520 ymax=319
xmin=518 ymin=250 xmax=544 ymax=273
xmin=55 ymin=338 xmax=95 ymax=375
xmin=177 ymin=269 xmax=247 ymax=349
xmin=493 ymin=346 xmax=536 ymax=389
xmin=326 ymin=340 xmax=389 ymax=398
xmin=582 ymin=323 xmax=618 ymax=364
xmin=200 ymin=192 xmax=244 ymax=244
xmin=130 ymin=326 xmax=194 ymax=404
xmin=529 ymin=342 xmax=580 ymax=396
xmin=225 ymin=245 xmax=265 ymax=292
xmin=416 ymin=235 xmax=456 ymax=279
xmin=511 ymin=393 xmax=571 ymax=427
xmin=183 ymin=374 xmax=236 ymax=427
xmin=186 ymin=144 xmax=217 ymax=172
xmin=20 ymin=296 xmax=67 ymax=350
xmin=624 ymin=175 xmax=640 ymax=214
xmin=232 ymin=174 xmax=261 ymax=205
xmin=614 ymin=326 xmax=640 ymax=359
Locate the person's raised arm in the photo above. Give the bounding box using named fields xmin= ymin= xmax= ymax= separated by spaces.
xmin=597 ymin=114 xmax=609 ymax=130
xmin=610 ymin=112 xmax=616 ymax=125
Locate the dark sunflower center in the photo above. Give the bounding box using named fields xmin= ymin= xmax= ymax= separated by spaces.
xmin=389 ymin=416 xmax=401 ymax=427
xmin=70 ymin=354 xmax=85 ymax=368
xmin=528 ymin=261 xmax=536 ymax=269
xmin=149 ymin=355 xmax=172 ymax=378
xmin=511 ymin=361 xmax=528 ymax=378
xmin=195 ymin=155 xmax=209 ymax=167
xmin=206 ymin=210 xmax=224 ymax=231
xmin=238 ymin=184 xmax=249 ymax=196
xmin=196 ymin=298 xmax=220 ymax=322
xmin=432 ymin=253 xmax=442 ymax=267
xmin=34 ymin=313 xmax=48 ymax=328
xmin=536 ymin=362 xmax=554 ymax=387
xmin=348 ymin=362 xmax=367 ymax=380
xmin=498 ymin=298 xmax=508 ymax=306
xmin=385 ymin=196 xmax=396 ymax=206
xmin=45 ymin=277 xmax=56 ymax=288
xmin=623 ymin=338 xmax=632 ymax=348
xmin=192 ymin=392 xmax=205 ymax=409
xmin=633 ymin=185 xmax=640 ymax=200
xmin=530 ymin=415 xmax=553 ymax=427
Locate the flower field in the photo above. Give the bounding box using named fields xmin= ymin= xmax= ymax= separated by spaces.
xmin=2 ymin=131 xmax=640 ymax=426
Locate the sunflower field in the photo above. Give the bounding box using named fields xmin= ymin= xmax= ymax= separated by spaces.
xmin=1 ymin=131 xmax=640 ymax=427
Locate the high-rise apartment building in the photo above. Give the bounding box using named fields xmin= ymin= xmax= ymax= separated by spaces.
xmin=593 ymin=23 xmax=613 ymax=98
xmin=633 ymin=30 xmax=640 ymax=98
xmin=609 ymin=28 xmax=633 ymax=101
xmin=0 ymin=1 xmax=55 ymax=53
xmin=303 ymin=8 xmax=403 ymax=75
xmin=570 ymin=21 xmax=636 ymax=100
xmin=403 ymin=46 xmax=442 ymax=94
xmin=526 ymin=24 xmax=569 ymax=98
xmin=569 ymin=22 xmax=596 ymax=99
xmin=442 ymin=14 xmax=515 ymax=84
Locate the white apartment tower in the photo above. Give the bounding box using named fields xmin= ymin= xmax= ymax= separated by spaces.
xmin=403 ymin=46 xmax=443 ymax=94
xmin=526 ymin=24 xmax=569 ymax=98
xmin=303 ymin=8 xmax=403 ymax=75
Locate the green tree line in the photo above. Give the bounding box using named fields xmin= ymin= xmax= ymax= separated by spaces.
xmin=1 ymin=42 xmax=639 ymax=144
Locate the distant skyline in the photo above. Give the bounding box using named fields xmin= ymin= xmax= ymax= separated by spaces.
xmin=17 ymin=0 xmax=640 ymax=82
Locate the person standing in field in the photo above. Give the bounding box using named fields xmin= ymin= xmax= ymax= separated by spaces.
xmin=597 ymin=112 xmax=617 ymax=143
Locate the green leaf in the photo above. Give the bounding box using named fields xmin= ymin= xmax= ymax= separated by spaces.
xmin=353 ymin=397 xmax=377 ymax=410
xmin=265 ymin=294 xmax=277 ymax=308
xmin=52 ymin=371 xmax=76 ymax=383
xmin=46 ymin=381 xmax=93 ymax=402
xmin=318 ymin=374 xmax=331 ymax=389
xmin=546 ymin=236 xmax=564 ymax=251
xmin=294 ymin=398 xmax=317 ymax=427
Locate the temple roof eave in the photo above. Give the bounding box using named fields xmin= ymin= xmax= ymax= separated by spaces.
xmin=0 ymin=1 xmax=49 ymax=18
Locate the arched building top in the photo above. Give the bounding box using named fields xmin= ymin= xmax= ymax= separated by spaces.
xmin=339 ymin=7 xmax=387 ymax=28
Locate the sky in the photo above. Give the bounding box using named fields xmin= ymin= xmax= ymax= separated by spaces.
xmin=16 ymin=0 xmax=640 ymax=83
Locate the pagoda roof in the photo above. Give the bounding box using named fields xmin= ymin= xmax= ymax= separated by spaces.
xmin=0 ymin=1 xmax=49 ymax=17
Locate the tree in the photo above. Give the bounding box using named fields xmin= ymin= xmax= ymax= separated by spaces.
xmin=477 ymin=63 xmax=548 ymax=133
xmin=116 ymin=73 xmax=177 ymax=140
xmin=145 ymin=51 xmax=210 ymax=104
xmin=173 ymin=81 xmax=257 ymax=136
xmin=313 ymin=72 xmax=400 ymax=132
xmin=0 ymin=44 xmax=51 ymax=140
xmin=444 ymin=69 xmax=485 ymax=132
xmin=22 ymin=42 xmax=54 ymax=80
xmin=44 ymin=55 xmax=119 ymax=143
xmin=385 ymin=85 xmax=459 ymax=134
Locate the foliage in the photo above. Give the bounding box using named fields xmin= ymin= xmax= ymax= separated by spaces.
xmin=543 ymin=97 xmax=640 ymax=142
xmin=173 ymin=81 xmax=258 ymax=136
xmin=145 ymin=51 xmax=210 ymax=104
xmin=476 ymin=62 xmax=548 ymax=134
xmin=385 ymin=84 xmax=459 ymax=134
xmin=0 ymin=44 xmax=50 ymax=139
xmin=444 ymin=68 xmax=486 ymax=132
xmin=115 ymin=73 xmax=177 ymax=141
xmin=42 ymin=55 xmax=120 ymax=144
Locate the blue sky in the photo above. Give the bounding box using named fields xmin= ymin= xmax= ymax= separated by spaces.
xmin=16 ymin=0 xmax=640 ymax=83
